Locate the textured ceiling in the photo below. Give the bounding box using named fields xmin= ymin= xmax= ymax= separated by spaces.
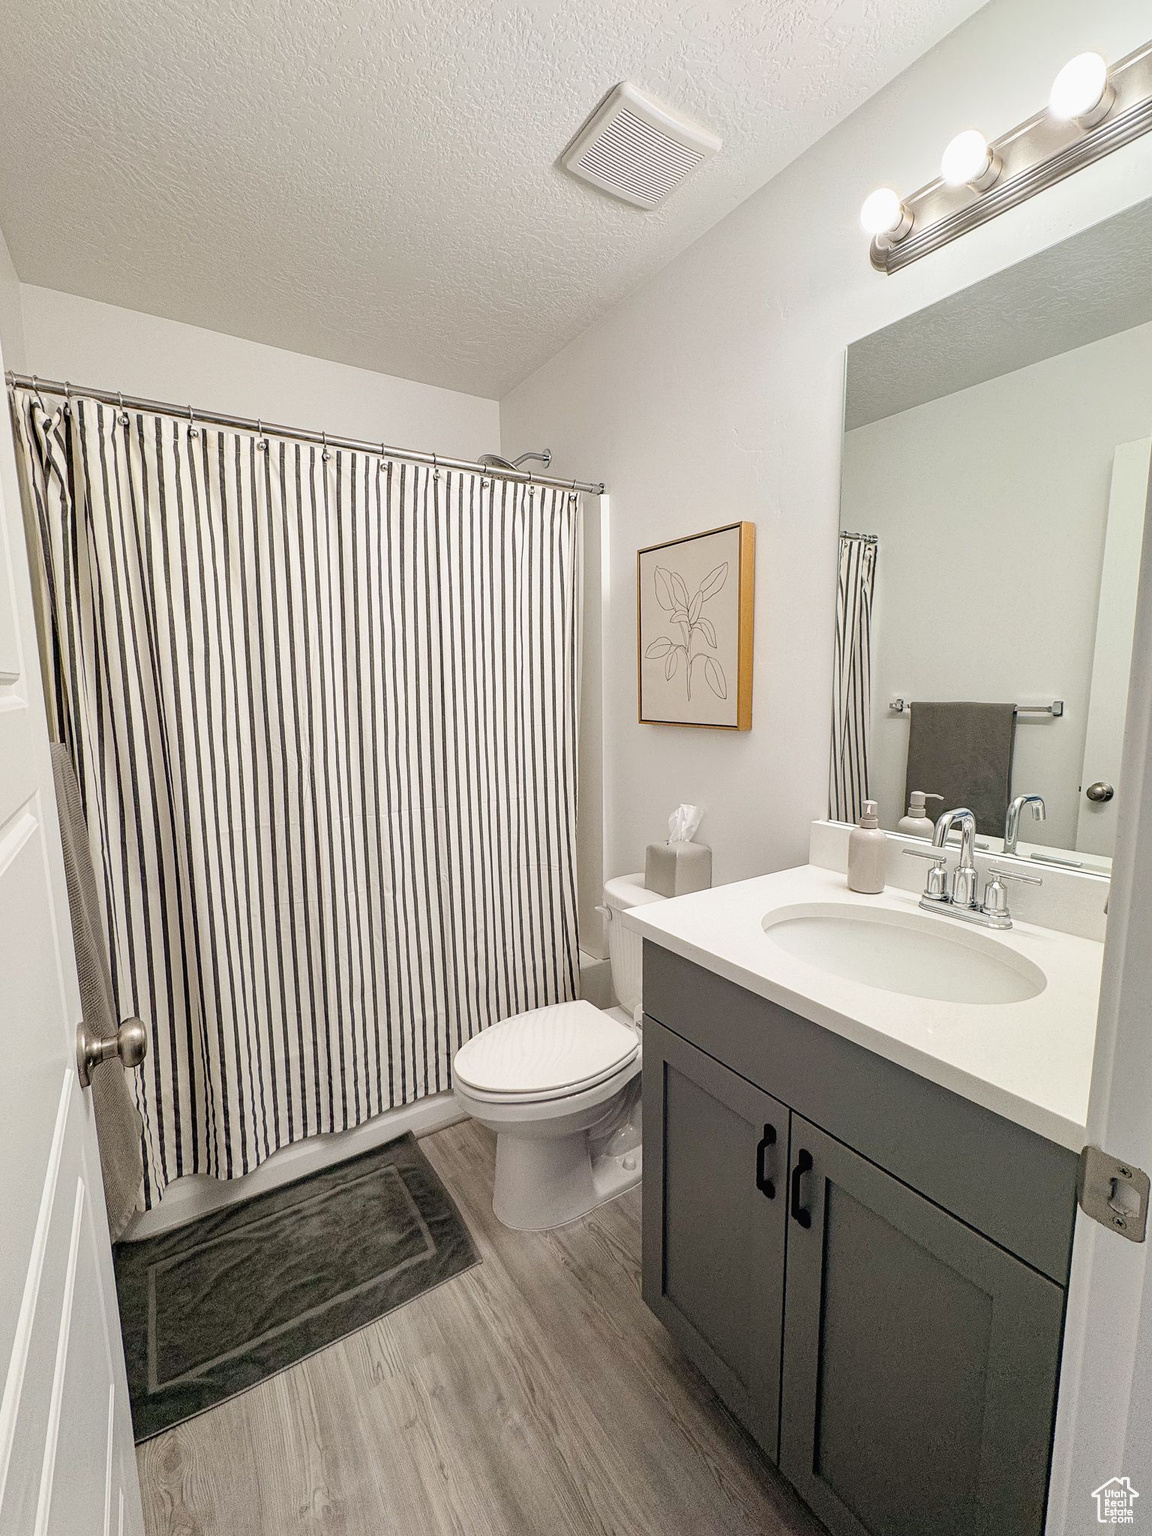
xmin=0 ymin=0 xmax=986 ymax=398
xmin=846 ymin=195 xmax=1152 ymax=430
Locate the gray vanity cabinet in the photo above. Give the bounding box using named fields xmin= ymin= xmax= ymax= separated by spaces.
xmin=642 ymin=944 xmax=1080 ymax=1536
xmin=642 ymin=1020 xmax=788 ymax=1461
xmin=779 ymin=1115 xmax=1065 ymax=1536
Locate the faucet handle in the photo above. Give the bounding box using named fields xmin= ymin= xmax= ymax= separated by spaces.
xmin=988 ymin=866 xmax=1043 ymax=886
xmin=903 ymin=846 xmax=949 ymax=900
xmin=982 ymin=865 xmax=1042 ymax=920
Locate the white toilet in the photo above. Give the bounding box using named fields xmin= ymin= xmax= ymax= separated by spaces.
xmin=452 ymin=874 xmax=664 ymax=1230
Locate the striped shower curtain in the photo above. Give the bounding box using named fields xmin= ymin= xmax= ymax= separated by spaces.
xmin=829 ymin=533 xmax=877 ymax=824
xmin=13 ymin=391 xmax=581 ymax=1205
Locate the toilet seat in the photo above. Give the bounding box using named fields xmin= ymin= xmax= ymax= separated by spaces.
xmin=453 ymin=1000 xmax=638 ymax=1104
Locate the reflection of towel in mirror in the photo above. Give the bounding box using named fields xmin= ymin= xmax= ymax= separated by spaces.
xmin=904 ymin=702 xmax=1017 ymax=839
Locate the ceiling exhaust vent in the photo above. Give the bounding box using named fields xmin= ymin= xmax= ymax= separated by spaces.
xmin=561 ymin=82 xmax=721 ymax=210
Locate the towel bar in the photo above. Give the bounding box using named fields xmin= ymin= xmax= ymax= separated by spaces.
xmin=888 ymin=698 xmax=1064 ymax=718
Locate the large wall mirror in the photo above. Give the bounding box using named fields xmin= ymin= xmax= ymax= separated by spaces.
xmin=832 ymin=197 xmax=1152 ymax=876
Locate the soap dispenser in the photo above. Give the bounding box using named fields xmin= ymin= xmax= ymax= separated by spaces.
xmin=897 ymin=790 xmax=943 ymax=839
xmin=847 ymin=800 xmax=887 ymax=894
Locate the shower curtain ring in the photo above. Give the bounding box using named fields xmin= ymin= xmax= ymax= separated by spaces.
xmin=257 ymin=419 xmax=267 ymax=451
xmin=322 ymin=430 xmax=331 ymax=462
xmin=31 ymin=374 xmax=48 ymax=411
xmin=432 ymin=451 xmax=440 ymax=481
xmin=187 ymin=403 xmax=199 ymax=439
xmin=63 ymin=379 xmax=72 ymax=417
xmin=118 ymin=390 xmax=129 ymax=427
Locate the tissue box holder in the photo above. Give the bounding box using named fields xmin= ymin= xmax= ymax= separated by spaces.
xmin=645 ymin=840 xmax=712 ymax=898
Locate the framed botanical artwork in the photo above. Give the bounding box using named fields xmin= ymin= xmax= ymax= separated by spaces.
xmin=637 ymin=521 xmax=754 ymax=730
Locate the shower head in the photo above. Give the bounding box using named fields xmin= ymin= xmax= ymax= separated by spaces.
xmin=478 ymin=449 xmax=552 ymax=473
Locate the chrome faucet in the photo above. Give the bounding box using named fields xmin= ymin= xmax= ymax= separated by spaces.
xmin=1004 ymin=794 xmax=1046 ymax=857
xmin=903 ymin=804 xmax=1043 ymax=928
xmin=933 ymin=807 xmax=978 ymax=908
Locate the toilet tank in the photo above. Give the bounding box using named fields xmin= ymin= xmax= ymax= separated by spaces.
xmin=601 ymin=873 xmax=665 ymax=1018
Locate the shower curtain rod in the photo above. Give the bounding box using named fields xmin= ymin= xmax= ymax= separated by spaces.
xmin=4 ymin=371 xmax=607 ymax=495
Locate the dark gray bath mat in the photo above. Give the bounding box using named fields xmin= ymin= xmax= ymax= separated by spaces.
xmin=114 ymin=1132 xmax=479 ymax=1441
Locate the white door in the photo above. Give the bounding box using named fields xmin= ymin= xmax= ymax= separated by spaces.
xmin=1076 ymin=438 xmax=1152 ymax=857
xmin=1046 ymin=441 xmax=1152 ymax=1532
xmin=0 ymin=396 xmax=144 ymax=1525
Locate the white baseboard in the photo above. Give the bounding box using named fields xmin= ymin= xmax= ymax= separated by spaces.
xmin=121 ymin=1092 xmax=465 ymax=1242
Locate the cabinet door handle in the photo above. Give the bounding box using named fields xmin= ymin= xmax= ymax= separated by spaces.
xmin=755 ymin=1123 xmax=777 ymax=1199
xmin=790 ymin=1149 xmax=813 ymax=1228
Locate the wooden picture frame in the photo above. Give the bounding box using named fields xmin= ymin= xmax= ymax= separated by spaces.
xmin=637 ymin=521 xmax=754 ymax=730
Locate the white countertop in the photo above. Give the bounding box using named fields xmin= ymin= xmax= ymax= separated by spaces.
xmin=623 ymin=864 xmax=1103 ymax=1151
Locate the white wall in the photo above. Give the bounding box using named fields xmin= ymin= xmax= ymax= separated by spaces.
xmin=0 ymin=222 xmax=31 ymax=720
xmin=0 ymin=225 xmax=26 ymax=373
xmin=501 ymin=0 xmax=1152 ymax=888
xmin=844 ymin=318 xmax=1152 ymax=848
xmin=18 ymin=287 xmax=498 ymax=461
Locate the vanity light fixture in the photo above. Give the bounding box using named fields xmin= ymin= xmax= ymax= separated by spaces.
xmin=859 ymin=187 xmax=913 ymax=245
xmin=1049 ymin=51 xmax=1115 ymax=128
xmin=864 ymin=38 xmax=1152 ymax=273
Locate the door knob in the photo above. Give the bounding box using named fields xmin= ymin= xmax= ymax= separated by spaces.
xmin=76 ymin=1016 xmax=148 ymax=1088
xmin=1085 ymin=781 xmax=1115 ymax=803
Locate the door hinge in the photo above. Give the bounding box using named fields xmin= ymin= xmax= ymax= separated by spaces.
xmin=1078 ymin=1146 xmax=1149 ymax=1243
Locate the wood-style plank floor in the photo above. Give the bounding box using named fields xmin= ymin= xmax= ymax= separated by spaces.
xmin=138 ymin=1118 xmax=825 ymax=1536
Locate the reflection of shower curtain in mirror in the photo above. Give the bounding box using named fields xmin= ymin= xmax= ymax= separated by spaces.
xmin=829 ymin=534 xmax=877 ymax=824
xmin=13 ymin=391 xmax=582 ymax=1207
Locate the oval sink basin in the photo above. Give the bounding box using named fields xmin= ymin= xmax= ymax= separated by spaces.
xmin=761 ymin=903 xmax=1046 ymax=1005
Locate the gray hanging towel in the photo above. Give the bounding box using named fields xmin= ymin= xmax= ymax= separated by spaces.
xmin=904 ymin=702 xmax=1017 ymax=838
xmin=50 ymin=744 xmax=145 ymax=1240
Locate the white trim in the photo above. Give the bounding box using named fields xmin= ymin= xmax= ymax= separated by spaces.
xmin=102 ymin=1381 xmax=114 ymax=1536
xmin=33 ymin=1176 xmax=86 ymax=1536
xmin=1045 ymin=400 xmax=1152 ymax=1532
xmin=0 ymin=1073 xmax=72 ymax=1502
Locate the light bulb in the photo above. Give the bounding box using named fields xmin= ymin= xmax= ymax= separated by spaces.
xmin=1049 ymin=52 xmax=1113 ymax=127
xmin=859 ymin=188 xmax=913 ymax=242
xmin=940 ymin=129 xmax=1001 ymax=192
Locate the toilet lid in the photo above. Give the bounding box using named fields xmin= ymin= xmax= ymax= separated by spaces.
xmin=453 ymin=1001 xmax=638 ymax=1098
